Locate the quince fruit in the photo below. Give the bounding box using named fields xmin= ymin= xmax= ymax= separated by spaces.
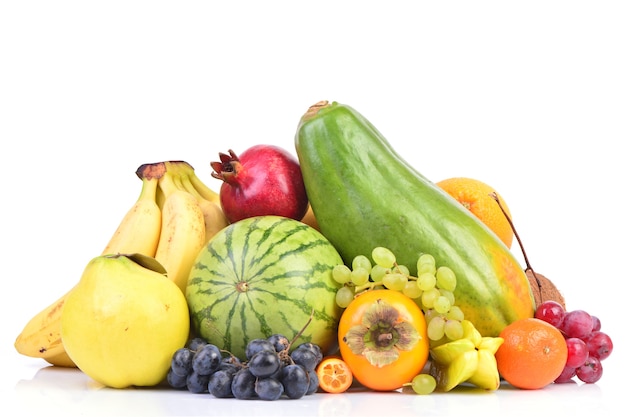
xmin=61 ymin=254 xmax=189 ymax=388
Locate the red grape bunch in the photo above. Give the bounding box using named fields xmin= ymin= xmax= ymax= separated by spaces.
xmin=534 ymin=300 xmax=613 ymax=384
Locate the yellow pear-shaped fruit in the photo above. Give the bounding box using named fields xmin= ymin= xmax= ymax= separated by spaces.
xmin=61 ymin=254 xmax=190 ymax=388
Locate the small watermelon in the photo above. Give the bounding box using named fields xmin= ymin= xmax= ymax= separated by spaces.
xmin=186 ymin=215 xmax=344 ymax=359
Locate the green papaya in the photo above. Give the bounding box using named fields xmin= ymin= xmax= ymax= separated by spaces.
xmin=294 ymin=100 xmax=535 ymax=337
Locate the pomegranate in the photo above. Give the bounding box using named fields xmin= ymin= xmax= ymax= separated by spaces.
xmin=210 ymin=144 xmax=309 ymax=223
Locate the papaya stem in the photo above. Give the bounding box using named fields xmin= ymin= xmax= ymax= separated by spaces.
xmin=302 ymin=100 xmax=330 ymax=121
xmin=489 ymin=192 xmax=542 ymax=303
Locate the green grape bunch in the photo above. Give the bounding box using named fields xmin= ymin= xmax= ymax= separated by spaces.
xmin=330 ymin=247 xmax=465 ymax=346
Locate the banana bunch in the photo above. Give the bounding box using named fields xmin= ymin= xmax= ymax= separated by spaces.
xmin=150 ymin=161 xmax=229 ymax=293
xmin=14 ymin=161 xmax=228 ymax=367
xmin=428 ymin=320 xmax=504 ymax=391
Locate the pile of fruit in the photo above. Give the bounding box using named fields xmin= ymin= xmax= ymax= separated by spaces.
xmin=14 ymin=100 xmax=613 ymax=399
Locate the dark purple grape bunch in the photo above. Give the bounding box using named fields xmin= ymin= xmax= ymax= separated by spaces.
xmin=165 ymin=335 xmax=323 ymax=400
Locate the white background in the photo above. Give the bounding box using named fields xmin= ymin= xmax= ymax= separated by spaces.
xmin=1 ymin=1 xmax=624 ymax=416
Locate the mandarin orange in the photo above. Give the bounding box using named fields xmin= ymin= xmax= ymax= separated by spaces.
xmin=436 ymin=177 xmax=514 ymax=248
xmin=495 ymin=317 xmax=568 ymax=389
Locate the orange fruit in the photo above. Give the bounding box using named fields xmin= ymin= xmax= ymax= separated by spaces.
xmin=316 ymin=356 xmax=353 ymax=393
xmin=436 ymin=177 xmax=514 ymax=248
xmin=495 ymin=318 xmax=568 ymax=389
xmin=301 ymin=205 xmax=320 ymax=231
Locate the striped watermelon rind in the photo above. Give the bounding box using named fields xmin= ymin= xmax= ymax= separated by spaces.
xmin=186 ymin=215 xmax=344 ymax=359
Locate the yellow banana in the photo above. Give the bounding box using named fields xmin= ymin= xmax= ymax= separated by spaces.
xmin=176 ymin=171 xmax=229 ymax=244
xmin=183 ymin=162 xmax=222 ymax=204
xmin=102 ymin=172 xmax=162 ymax=256
xmin=14 ymin=170 xmax=162 ymax=366
xmin=154 ymin=170 xmax=206 ymax=293
xmin=14 ymin=290 xmax=72 ymax=362
xmin=41 ymin=350 xmax=77 ymax=368
xmin=162 ymin=160 xmax=229 ymax=244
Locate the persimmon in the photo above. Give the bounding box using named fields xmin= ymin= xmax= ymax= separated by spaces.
xmin=338 ymin=290 xmax=429 ymax=391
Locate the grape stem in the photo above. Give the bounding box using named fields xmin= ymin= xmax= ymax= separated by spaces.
xmin=353 ymin=263 xmax=417 ymax=294
xmin=489 ymin=192 xmax=542 ymax=303
xmin=354 ymin=282 xmax=386 ymax=294
xmin=288 ymin=308 xmax=315 ymax=348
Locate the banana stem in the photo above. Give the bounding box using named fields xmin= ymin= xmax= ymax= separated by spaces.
xmin=137 ymin=176 xmax=159 ymax=205
xmin=179 ymin=173 xmax=204 ymax=200
xmin=188 ymin=171 xmax=221 ymax=203
xmin=158 ymin=171 xmax=180 ymax=198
